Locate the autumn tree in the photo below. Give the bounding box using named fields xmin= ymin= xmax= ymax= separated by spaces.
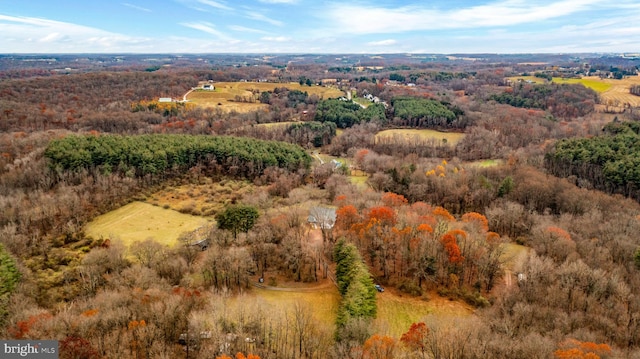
xmin=401 ymin=322 xmax=428 ymax=358
xmin=554 ymin=339 xmax=612 ymax=359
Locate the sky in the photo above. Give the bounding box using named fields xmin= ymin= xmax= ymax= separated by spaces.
xmin=1 ymin=0 xmax=640 ymax=54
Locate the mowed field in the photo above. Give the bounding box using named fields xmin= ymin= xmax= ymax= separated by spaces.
xmin=375 ymin=129 xmax=466 ymax=146
xmin=187 ymin=82 xmax=344 ymax=113
xmin=84 ymin=201 xmax=210 ymax=247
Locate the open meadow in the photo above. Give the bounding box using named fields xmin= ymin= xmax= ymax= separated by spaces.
xmin=186 ymin=81 xmax=344 ymax=113
xmin=84 ymin=201 xmax=210 ymax=247
xmin=375 ymin=129 xmax=466 ymax=146
xmin=509 ymin=75 xmax=640 ymax=109
xmin=247 ymin=279 xmax=473 ymax=338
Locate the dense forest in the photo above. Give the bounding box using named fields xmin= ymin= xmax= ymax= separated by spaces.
xmin=1 ymin=56 xmax=640 ymax=358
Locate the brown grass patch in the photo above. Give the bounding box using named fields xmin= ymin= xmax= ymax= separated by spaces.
xmin=186 ymin=82 xmax=344 ymax=113
xmin=375 ymin=129 xmax=466 ymax=146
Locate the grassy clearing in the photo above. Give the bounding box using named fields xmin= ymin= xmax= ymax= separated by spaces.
xmin=502 ymin=243 xmax=530 ymax=270
xmin=255 ymin=121 xmax=298 ymax=129
xmin=352 ymin=97 xmax=371 ymax=108
xmin=507 ymin=76 xmax=547 ymax=84
xmin=148 ymin=179 xmax=255 ymax=217
xmin=187 ymin=82 xmax=344 ymax=113
xmin=84 ymin=201 xmax=210 ymax=248
xmin=251 ymin=286 xmax=341 ymax=327
xmin=552 ymin=77 xmax=612 ymax=93
xmin=375 ymin=129 xmax=466 ymax=146
xmin=348 ymin=175 xmax=368 ymax=188
xmin=374 ymin=291 xmax=473 ymax=337
xmin=467 ymin=159 xmax=504 ymax=168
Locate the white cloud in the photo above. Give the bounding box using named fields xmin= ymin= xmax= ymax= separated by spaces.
xmin=122 ymin=3 xmax=152 ymax=12
xmin=180 ymin=21 xmax=235 ymax=41
xmin=258 ymin=0 xmax=298 ymax=3
xmin=367 ymin=39 xmax=397 ymax=46
xmin=228 ymin=25 xmax=268 ymax=34
xmin=246 ymin=12 xmax=283 ymax=27
xmin=325 ymin=0 xmax=607 ymax=34
xmin=261 ymin=36 xmax=291 ymax=42
xmin=0 ymin=14 xmax=155 ymax=52
xmin=196 ymin=0 xmax=233 ymax=11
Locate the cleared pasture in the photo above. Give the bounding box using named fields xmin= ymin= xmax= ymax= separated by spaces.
xmin=84 ymin=201 xmax=210 ymax=247
xmin=375 ymin=129 xmax=466 ymax=146
xmin=186 ymin=82 xmax=344 ymax=113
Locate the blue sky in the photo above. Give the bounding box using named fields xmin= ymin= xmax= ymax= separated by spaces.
xmin=1 ymin=0 xmax=640 ymax=53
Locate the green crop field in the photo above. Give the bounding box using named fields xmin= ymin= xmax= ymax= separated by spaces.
xmin=84 ymin=201 xmax=210 ymax=247
xmin=375 ymin=129 xmax=466 ymax=146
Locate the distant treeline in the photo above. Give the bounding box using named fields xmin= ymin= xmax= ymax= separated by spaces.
xmin=545 ymin=121 xmax=640 ymax=199
xmin=45 ymin=134 xmax=311 ymax=178
xmin=490 ymin=82 xmax=597 ymax=118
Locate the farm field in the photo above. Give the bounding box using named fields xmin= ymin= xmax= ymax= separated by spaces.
xmin=552 ymin=77 xmax=612 ymax=92
xmin=84 ymin=201 xmax=210 ymax=248
xmin=375 ymin=129 xmax=466 ymax=146
xmin=186 ymin=81 xmax=344 ymax=113
xmin=509 ymin=75 xmax=640 ymax=109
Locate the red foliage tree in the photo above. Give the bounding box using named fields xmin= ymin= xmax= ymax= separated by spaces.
xmin=59 ymin=336 xmax=100 ymax=359
xmin=400 ymin=322 xmax=428 ymax=356
xmin=440 ymin=234 xmax=464 ymax=263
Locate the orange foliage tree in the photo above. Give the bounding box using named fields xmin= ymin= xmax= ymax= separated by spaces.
xmin=363 ymin=334 xmax=396 ymax=359
xmin=554 ymin=339 xmax=611 ymax=359
xmin=382 ymin=192 xmax=408 ymax=207
xmin=336 ymin=205 xmax=360 ymax=231
xmin=461 ymin=212 xmax=489 ymax=231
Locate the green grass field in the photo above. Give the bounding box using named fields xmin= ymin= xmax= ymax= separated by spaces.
xmin=375 ymin=129 xmax=466 ymax=146
xmin=84 ymin=201 xmax=210 ymax=247
xmin=552 ymin=77 xmax=612 ymax=93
